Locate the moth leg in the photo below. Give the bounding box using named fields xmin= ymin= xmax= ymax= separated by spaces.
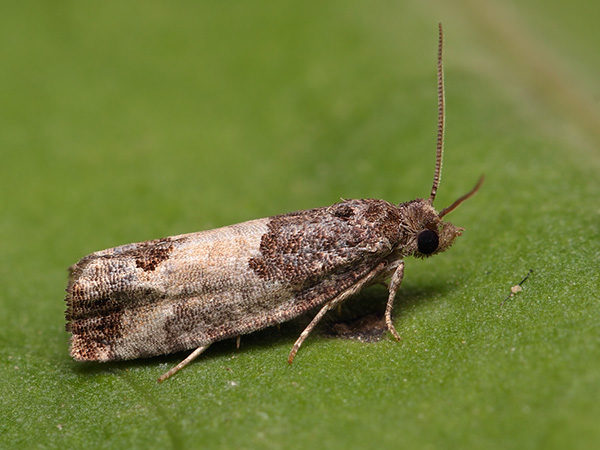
xmin=157 ymin=344 xmax=210 ymax=383
xmin=236 ymin=336 xmax=241 ymax=349
xmin=385 ymin=261 xmax=405 ymax=341
xmin=288 ymin=262 xmax=387 ymax=364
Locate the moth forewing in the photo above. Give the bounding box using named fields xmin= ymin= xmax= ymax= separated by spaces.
xmin=65 ymin=23 xmax=482 ymax=382
xmin=66 ymin=199 xmax=403 ymax=366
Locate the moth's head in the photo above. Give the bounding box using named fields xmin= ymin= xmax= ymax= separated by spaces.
xmin=399 ymin=199 xmax=464 ymax=258
xmin=399 ymin=174 xmax=483 ymax=257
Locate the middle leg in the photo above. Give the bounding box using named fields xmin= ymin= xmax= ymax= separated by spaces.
xmin=385 ymin=261 xmax=404 ymax=341
xmin=288 ymin=261 xmax=387 ymax=364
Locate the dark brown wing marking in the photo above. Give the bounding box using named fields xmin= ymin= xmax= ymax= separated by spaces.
xmin=249 ymin=199 xmax=402 ymax=285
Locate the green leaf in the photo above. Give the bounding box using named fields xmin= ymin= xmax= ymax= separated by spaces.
xmin=2 ymin=1 xmax=598 ymax=448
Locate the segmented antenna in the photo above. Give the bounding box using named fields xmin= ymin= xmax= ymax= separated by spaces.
xmin=438 ymin=175 xmax=484 ymax=218
xmin=429 ymin=23 xmax=445 ymax=204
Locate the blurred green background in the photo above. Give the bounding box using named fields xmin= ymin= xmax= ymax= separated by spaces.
xmin=1 ymin=1 xmax=598 ymax=448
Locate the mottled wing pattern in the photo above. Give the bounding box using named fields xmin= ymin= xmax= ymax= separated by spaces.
xmin=66 ymin=199 xmax=402 ymax=361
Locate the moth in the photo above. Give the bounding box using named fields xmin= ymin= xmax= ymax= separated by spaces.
xmin=65 ymin=24 xmax=483 ymax=382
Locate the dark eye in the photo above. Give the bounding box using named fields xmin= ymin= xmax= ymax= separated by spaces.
xmin=417 ymin=229 xmax=439 ymax=255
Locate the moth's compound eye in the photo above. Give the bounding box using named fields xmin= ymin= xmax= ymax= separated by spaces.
xmin=417 ymin=229 xmax=439 ymax=255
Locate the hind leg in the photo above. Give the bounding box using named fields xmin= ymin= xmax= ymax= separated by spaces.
xmin=157 ymin=344 xmax=210 ymax=383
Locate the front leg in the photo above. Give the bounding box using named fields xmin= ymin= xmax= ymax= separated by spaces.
xmin=385 ymin=261 xmax=404 ymax=341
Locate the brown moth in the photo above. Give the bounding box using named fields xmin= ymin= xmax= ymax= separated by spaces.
xmin=65 ymin=24 xmax=483 ymax=382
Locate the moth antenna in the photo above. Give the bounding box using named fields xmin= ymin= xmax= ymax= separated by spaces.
xmin=429 ymin=22 xmax=445 ymax=204
xmin=439 ymin=175 xmax=484 ymax=218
